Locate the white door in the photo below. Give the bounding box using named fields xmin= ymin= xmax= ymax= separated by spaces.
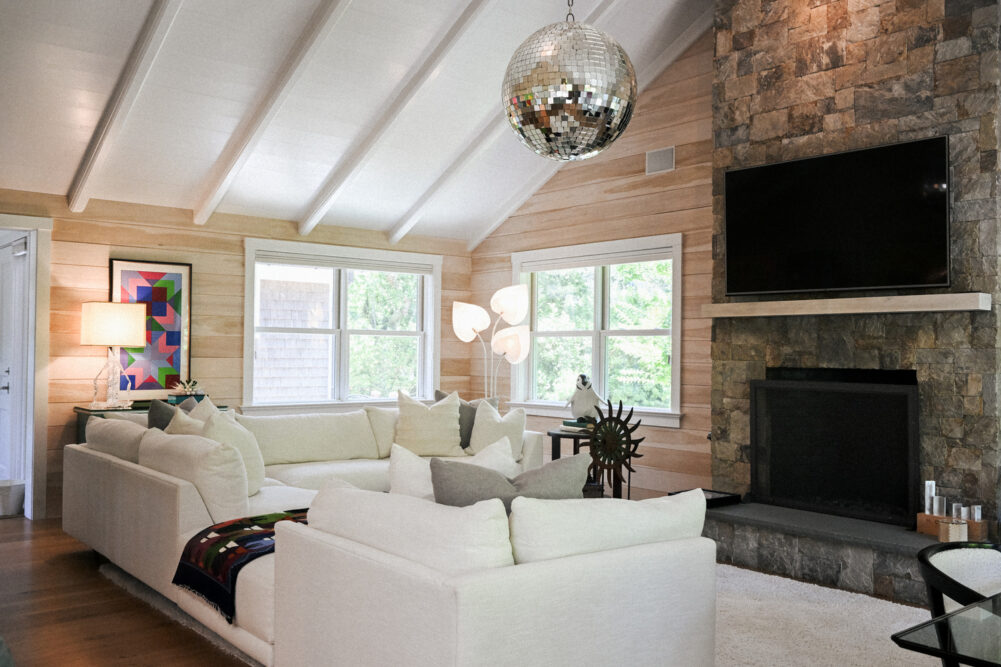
xmin=0 ymin=236 xmax=29 ymax=515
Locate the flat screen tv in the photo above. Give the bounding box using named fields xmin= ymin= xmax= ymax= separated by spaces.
xmin=724 ymin=136 xmax=950 ymax=296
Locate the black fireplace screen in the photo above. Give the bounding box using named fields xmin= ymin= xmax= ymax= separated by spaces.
xmin=749 ymin=368 xmax=919 ymax=527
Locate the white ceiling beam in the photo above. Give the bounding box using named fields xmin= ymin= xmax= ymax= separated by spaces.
xmin=387 ymin=112 xmax=507 ymax=244
xmin=191 ymin=0 xmax=352 ymax=226
xmin=66 ymin=0 xmax=182 ymax=213
xmin=297 ymin=0 xmax=494 ymax=236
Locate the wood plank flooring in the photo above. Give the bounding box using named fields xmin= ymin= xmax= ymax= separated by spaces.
xmin=0 ymin=517 xmax=244 ymax=666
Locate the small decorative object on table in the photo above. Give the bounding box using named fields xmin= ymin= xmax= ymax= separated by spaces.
xmin=586 ymin=398 xmax=643 ymax=499
xmin=565 ymin=374 xmax=605 ymax=420
xmin=168 ymin=379 xmax=207 ymax=404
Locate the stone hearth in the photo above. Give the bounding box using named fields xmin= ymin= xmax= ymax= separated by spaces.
xmin=706 ymin=0 xmax=1001 ymax=597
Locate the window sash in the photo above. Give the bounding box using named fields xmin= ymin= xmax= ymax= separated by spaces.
xmin=244 ymin=239 xmax=441 ymax=408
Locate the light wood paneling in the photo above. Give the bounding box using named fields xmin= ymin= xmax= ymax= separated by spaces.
xmin=2 ymin=190 xmax=471 ymax=516
xmin=472 ymin=31 xmax=715 ymax=498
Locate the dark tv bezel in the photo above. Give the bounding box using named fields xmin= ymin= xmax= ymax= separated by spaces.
xmin=723 ymin=136 xmax=952 ymax=297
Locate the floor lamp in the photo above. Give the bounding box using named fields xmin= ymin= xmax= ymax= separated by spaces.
xmin=80 ymin=301 xmax=147 ymax=409
xmin=452 ymin=285 xmax=530 ymax=399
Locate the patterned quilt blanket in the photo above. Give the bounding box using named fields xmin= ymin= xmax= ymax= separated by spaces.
xmin=172 ymin=509 xmax=308 ymax=623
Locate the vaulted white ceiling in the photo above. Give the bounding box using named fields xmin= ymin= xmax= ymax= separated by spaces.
xmin=0 ymin=0 xmax=709 ymax=248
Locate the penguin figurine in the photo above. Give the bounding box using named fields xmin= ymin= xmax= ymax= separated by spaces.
xmin=566 ymin=374 xmax=605 ymax=420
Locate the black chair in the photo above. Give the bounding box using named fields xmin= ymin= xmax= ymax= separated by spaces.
xmin=917 ymin=541 xmax=1001 ymax=667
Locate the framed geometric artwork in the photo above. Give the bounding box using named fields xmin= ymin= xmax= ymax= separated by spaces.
xmin=110 ymin=258 xmax=192 ymax=400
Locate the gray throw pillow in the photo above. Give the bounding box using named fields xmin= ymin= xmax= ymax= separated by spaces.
xmin=435 ymin=390 xmax=499 ymax=449
xmin=177 ymin=396 xmax=198 ymax=413
xmin=147 ymin=399 xmax=177 ymax=431
xmin=431 ymin=453 xmax=591 ymax=512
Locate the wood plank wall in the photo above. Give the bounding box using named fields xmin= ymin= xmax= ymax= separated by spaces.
xmin=470 ymin=31 xmax=714 ymax=498
xmin=0 ymin=190 xmax=471 ymax=515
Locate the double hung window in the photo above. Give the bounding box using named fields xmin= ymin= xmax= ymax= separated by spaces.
xmin=244 ymin=239 xmax=441 ymax=408
xmin=510 ymin=234 xmax=681 ymax=427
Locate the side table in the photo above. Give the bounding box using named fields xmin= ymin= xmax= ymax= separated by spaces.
xmin=546 ymin=429 xmax=604 ymax=498
xmin=74 ymin=405 xmax=152 ymax=443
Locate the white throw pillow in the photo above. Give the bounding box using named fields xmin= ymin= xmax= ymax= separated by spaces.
xmin=138 ymin=429 xmax=249 ymax=523
xmin=394 ymin=391 xmax=463 ymax=457
xmin=104 ymin=411 xmax=149 ymax=428
xmin=388 ymin=438 xmax=521 ymax=501
xmin=308 ymin=486 xmax=513 ymax=574
xmin=201 ymin=412 xmax=266 ymax=496
xmin=235 ymin=411 xmax=380 ymax=464
xmin=85 ymin=417 xmax=146 ymax=462
xmin=187 ymin=396 xmax=219 ymax=422
xmin=468 ymin=401 xmax=526 ymax=460
xmin=364 ymin=406 xmax=398 ymax=458
xmin=164 ymin=408 xmax=206 ymax=435
xmin=508 ymin=488 xmax=707 ymax=564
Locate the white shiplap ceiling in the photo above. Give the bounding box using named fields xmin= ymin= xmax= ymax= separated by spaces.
xmin=0 ymin=0 xmax=710 ymax=248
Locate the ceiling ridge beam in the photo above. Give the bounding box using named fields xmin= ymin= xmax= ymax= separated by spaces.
xmin=387 ymin=111 xmax=507 ymax=245
xmin=637 ymin=6 xmax=713 ymax=90
xmin=464 ymin=0 xmax=628 ymax=251
xmin=297 ymin=0 xmax=494 ymax=236
xmin=66 ymin=0 xmax=183 ymax=213
xmin=191 ymin=0 xmax=352 ymax=226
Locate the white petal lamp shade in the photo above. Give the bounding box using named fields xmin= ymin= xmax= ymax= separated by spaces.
xmin=491 ymin=325 xmax=530 ymax=365
xmin=490 ymin=284 xmax=529 ymax=325
xmin=80 ymin=302 xmax=147 ymax=347
xmin=452 ymin=301 xmax=491 ymax=343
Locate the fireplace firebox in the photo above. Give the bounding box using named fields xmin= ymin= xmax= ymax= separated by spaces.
xmin=749 ymin=368 xmax=919 ymax=527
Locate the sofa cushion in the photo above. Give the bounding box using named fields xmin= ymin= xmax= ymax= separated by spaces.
xmin=104 ymin=411 xmax=149 ymax=428
xmin=165 ymin=409 xmax=206 ymax=435
xmin=395 ymin=391 xmax=463 ymax=457
xmin=188 ymin=395 xmax=220 ymax=422
xmin=508 ymin=489 xmax=708 ymax=563
xmin=248 ymin=484 xmax=319 ymax=515
xmin=177 ymin=396 xmax=199 ymax=413
xmin=468 ymin=401 xmax=526 ymax=460
xmin=147 ymin=399 xmax=176 ymax=430
xmin=202 ymin=412 xmax=266 ymax=496
xmin=435 ymin=390 xmax=499 ymax=449
xmin=363 ymin=406 xmax=398 ymax=458
xmin=308 ymin=486 xmax=514 ymax=574
xmin=265 ymin=459 xmax=391 ymax=492
xmin=138 ymin=429 xmax=249 ymax=522
xmin=388 ymin=439 xmax=521 ymax=501
xmin=235 ymin=411 xmax=379 ymax=465
xmin=431 ymin=452 xmax=590 ymax=512
xmin=85 ymin=417 xmax=145 ymax=462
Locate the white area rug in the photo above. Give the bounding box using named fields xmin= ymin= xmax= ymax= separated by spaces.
xmin=716 ymin=564 xmax=938 ymax=666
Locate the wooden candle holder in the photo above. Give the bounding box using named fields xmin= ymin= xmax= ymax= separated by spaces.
xmin=917 ymin=512 xmax=988 ymax=541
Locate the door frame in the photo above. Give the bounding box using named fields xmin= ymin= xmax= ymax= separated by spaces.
xmin=0 ymin=214 xmax=51 ymax=519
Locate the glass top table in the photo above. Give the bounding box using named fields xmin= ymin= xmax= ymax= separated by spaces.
xmin=892 ymin=593 xmax=1001 ymax=667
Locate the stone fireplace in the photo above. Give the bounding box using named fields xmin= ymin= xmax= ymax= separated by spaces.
xmin=704 ymin=0 xmax=1001 ymax=603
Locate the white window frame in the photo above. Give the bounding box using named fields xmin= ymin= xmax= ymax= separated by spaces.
xmin=242 ymin=238 xmax=442 ymax=414
xmin=508 ymin=234 xmax=682 ymax=429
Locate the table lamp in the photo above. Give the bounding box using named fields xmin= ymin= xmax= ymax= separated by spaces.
xmin=80 ymin=301 xmax=147 ymax=408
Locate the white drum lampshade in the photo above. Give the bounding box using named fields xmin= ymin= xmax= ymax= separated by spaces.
xmin=80 ymin=302 xmax=147 ymax=347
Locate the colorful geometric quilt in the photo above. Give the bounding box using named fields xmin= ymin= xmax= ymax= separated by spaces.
xmin=171 ymin=509 xmax=309 ymax=623
xmin=118 ymin=269 xmax=184 ymax=391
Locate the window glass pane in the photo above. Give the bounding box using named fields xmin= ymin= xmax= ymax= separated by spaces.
xmin=346 ymin=270 xmax=418 ymax=331
xmin=256 ymin=263 xmax=333 ymax=328
xmin=536 ymin=268 xmax=594 ymax=331
xmin=605 ymin=335 xmax=671 ymax=409
xmin=348 ymin=335 xmax=419 ymax=398
xmin=609 ymin=259 xmax=672 ymax=330
xmin=254 ymin=332 xmax=333 ymax=403
xmin=532 ymin=336 xmax=592 ymax=401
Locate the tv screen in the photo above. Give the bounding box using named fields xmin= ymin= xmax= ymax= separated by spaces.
xmin=724 ymin=136 xmax=950 ymax=296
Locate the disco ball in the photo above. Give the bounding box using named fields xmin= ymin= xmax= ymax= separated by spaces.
xmin=501 ymin=21 xmax=637 ymax=161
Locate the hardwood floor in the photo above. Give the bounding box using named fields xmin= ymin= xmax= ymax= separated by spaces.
xmin=0 ymin=517 xmax=245 ymax=666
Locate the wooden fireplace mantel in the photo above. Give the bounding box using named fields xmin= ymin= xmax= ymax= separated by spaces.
xmin=701 ymin=292 xmax=992 ymax=318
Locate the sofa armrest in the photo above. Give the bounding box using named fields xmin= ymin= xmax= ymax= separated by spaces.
xmin=63 ymin=444 xmax=212 ymax=594
xmin=520 ymin=430 xmax=543 ymax=471
xmin=275 ymin=521 xmax=716 ymax=667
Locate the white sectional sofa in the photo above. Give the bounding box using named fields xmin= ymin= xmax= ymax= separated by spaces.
xmin=62 ymin=400 xmax=716 ymax=666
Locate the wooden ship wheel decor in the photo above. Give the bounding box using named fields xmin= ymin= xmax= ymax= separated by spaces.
xmin=587 ymin=399 xmax=643 ymax=498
